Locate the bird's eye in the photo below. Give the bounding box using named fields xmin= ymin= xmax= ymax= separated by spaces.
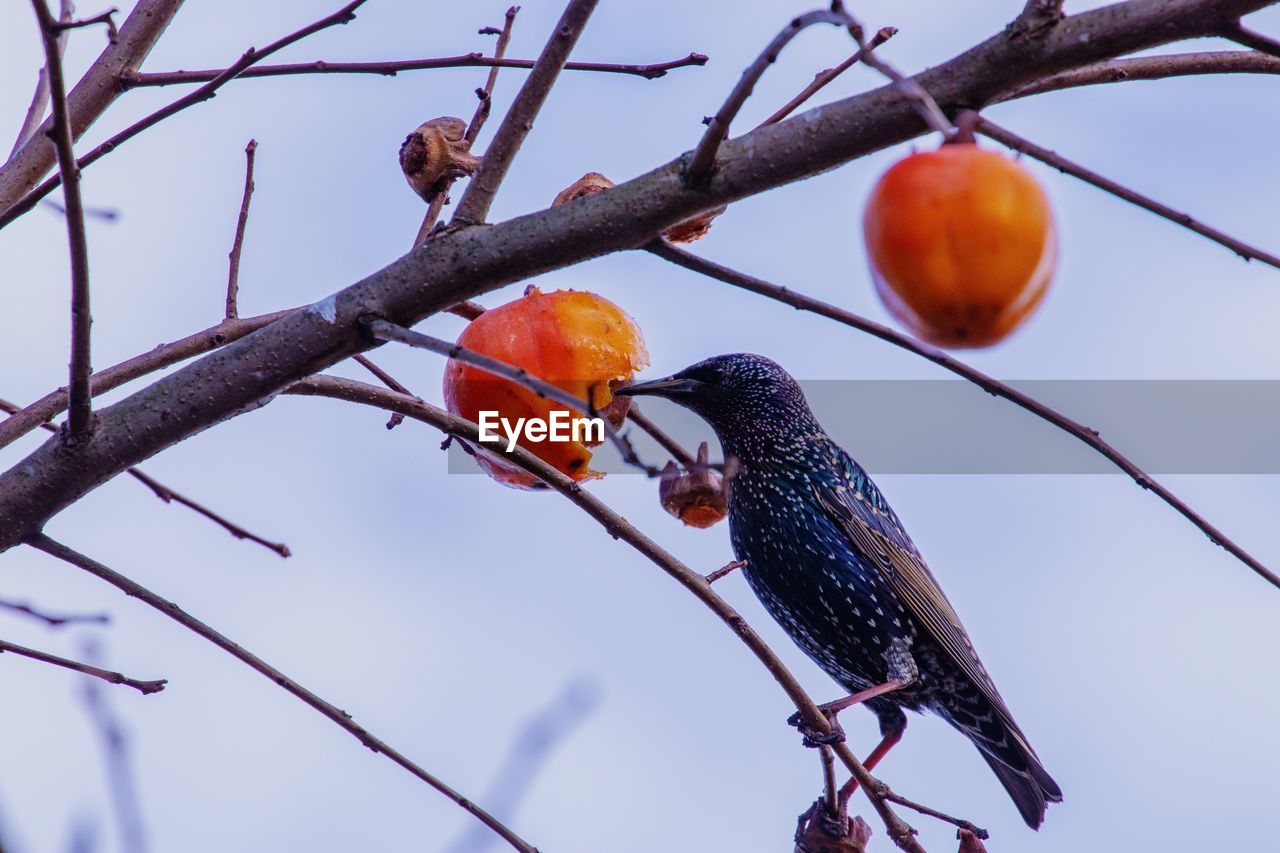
xmin=694 ymin=365 xmax=725 ymax=385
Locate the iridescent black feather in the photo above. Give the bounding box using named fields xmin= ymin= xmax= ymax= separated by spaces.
xmin=618 ymin=353 xmax=1061 ymax=829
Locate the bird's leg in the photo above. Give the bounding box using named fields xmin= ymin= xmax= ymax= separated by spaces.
xmin=834 ymin=722 xmax=906 ymax=809
xmin=787 ymin=680 xmax=907 ymax=747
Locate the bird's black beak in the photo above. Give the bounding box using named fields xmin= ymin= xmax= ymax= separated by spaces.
xmin=615 ymin=375 xmax=701 ymax=398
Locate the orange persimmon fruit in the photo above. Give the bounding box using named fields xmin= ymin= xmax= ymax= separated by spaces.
xmin=443 ymin=288 xmax=649 ymax=489
xmin=863 ymin=142 xmax=1056 ymax=348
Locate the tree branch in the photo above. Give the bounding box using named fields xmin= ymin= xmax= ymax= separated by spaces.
xmin=973 ymin=114 xmax=1280 ymax=270
xmin=755 ymin=26 xmax=896 ymax=129
xmin=467 ymin=7 xmax=521 ymax=146
xmin=225 ymin=139 xmax=257 ymax=320
xmin=0 ymin=0 xmax=184 ymax=210
xmin=0 ymin=309 xmax=292 ymax=451
xmin=644 ymin=239 xmax=1280 ymax=591
xmin=0 ymin=397 xmax=291 ymax=557
xmin=123 ymin=468 xmax=291 ymax=557
xmin=79 ymin=639 xmax=150 ymax=853
xmin=1221 ymin=20 xmax=1280 ymax=57
xmin=414 ymin=6 xmax=521 ymax=247
xmin=121 ymin=52 xmax=709 ymax=88
xmin=624 ymin=403 xmax=698 ymax=468
xmin=284 ymin=376 xmax=930 ymax=851
xmin=0 ymin=0 xmax=1273 ymax=552
xmin=0 ymin=637 xmax=165 ymax=695
xmin=452 ymin=0 xmax=599 ymax=225
xmin=53 ymin=8 xmax=119 ymax=38
xmin=994 ymin=50 xmax=1280 ymax=100
xmin=687 ymin=7 xmax=854 ymax=181
xmin=0 ymin=0 xmax=370 ymax=231
xmin=0 ymin=597 xmax=109 ymax=628
xmin=7 ymin=0 xmax=73 ymax=161
xmin=27 ymin=534 xmax=537 ymax=853
xmin=30 ymin=0 xmax=94 ymax=441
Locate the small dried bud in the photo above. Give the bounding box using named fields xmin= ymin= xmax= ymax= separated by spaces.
xmin=659 ymin=442 xmax=727 ymax=528
xmin=553 ymin=172 xmax=616 ymax=206
xmin=665 ymin=203 xmax=727 ymax=243
xmin=399 ymin=117 xmax=481 ymax=200
xmin=956 ymin=829 xmax=988 ymax=853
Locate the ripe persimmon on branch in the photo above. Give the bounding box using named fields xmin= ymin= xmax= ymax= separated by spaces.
xmin=2 ymin=0 xmax=1279 ymax=850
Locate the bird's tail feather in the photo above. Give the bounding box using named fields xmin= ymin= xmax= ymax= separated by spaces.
xmin=937 ymin=692 xmax=1062 ymax=829
xmin=973 ymin=738 xmax=1063 ymax=830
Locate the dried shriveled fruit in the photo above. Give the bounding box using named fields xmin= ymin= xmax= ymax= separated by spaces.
xmin=553 ymin=172 xmax=615 ymax=206
xmin=399 ymin=117 xmax=481 ymax=200
xmin=552 ymin=171 xmax=725 ymax=242
xmin=658 ymin=443 xmax=728 ymax=528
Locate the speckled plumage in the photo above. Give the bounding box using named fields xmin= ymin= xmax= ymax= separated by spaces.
xmin=619 ymin=354 xmax=1061 ymax=829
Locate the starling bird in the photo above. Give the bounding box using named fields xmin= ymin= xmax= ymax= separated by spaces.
xmin=618 ymin=354 xmax=1061 ymax=828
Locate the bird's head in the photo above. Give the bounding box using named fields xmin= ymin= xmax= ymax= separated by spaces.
xmin=616 ymin=353 xmax=820 ymax=447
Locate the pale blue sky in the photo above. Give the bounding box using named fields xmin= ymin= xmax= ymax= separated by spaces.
xmin=1 ymin=2 xmax=1278 ymax=851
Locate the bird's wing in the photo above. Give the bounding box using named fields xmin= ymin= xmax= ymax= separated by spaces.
xmin=810 ymin=448 xmax=1036 ymax=757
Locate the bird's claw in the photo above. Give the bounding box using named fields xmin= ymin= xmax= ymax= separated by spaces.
xmin=788 ymin=708 xmax=846 ymax=747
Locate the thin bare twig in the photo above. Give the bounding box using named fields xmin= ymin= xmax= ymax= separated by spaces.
xmin=1222 ymin=21 xmax=1280 ymax=58
xmin=819 ymin=744 xmax=840 ymax=818
xmin=625 ymin=403 xmax=697 ymax=468
xmin=452 ymin=0 xmax=600 ymax=225
xmin=0 ymin=598 xmax=109 ymax=628
xmin=755 ymin=26 xmax=896 ymax=128
xmin=0 ymin=0 xmax=371 ymax=232
xmin=363 ymin=317 xmax=659 ymax=475
xmin=0 ymin=637 xmax=165 ymax=695
xmin=874 ymin=783 xmax=988 ymax=839
xmin=645 ymin=239 xmax=1280 ymax=592
xmin=225 ymin=139 xmax=257 ymax=320
xmin=352 ymin=353 xmax=413 ymax=429
xmin=30 ymin=0 xmax=94 ymax=441
xmin=124 ymin=468 xmax=291 ymax=557
xmin=687 ymin=7 xmax=853 ymax=181
xmin=444 ymin=678 xmax=598 ymax=853
xmin=836 ymin=7 xmax=952 ymax=137
xmin=0 ymin=397 xmax=291 ymax=557
xmin=0 ymin=0 xmax=185 ymax=210
xmin=284 ymin=376 xmax=930 ymax=851
xmin=994 ymin=50 xmax=1280 ymax=101
xmin=972 ymin=114 xmax=1280 ymax=271
xmin=122 ymin=52 xmax=709 ymax=88
xmin=705 ymin=559 xmax=747 ymax=584
xmin=53 ymin=8 xmax=118 ymax=39
xmin=414 ymin=6 xmax=520 ymax=247
xmin=467 ymin=6 xmax=521 ymax=145
xmin=0 ymin=309 xmax=293 ymax=451
xmin=447 ymin=300 xmax=488 ymax=320
xmin=27 ymin=534 xmax=538 ymax=853
xmin=8 ymin=0 xmax=73 ymax=161
xmin=79 ymin=640 xmax=148 ymax=853
xmin=1016 ymin=0 xmax=1066 ymax=29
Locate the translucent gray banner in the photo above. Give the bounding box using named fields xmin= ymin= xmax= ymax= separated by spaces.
xmin=446 ymin=380 xmax=1280 ymax=475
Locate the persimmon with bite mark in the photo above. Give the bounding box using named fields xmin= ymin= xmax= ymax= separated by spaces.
xmin=443 ymin=288 xmax=649 ymax=489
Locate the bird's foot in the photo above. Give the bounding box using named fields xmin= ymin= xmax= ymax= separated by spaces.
xmin=789 ymin=680 xmax=907 ymax=747
xmin=788 ymin=707 xmax=846 ymax=748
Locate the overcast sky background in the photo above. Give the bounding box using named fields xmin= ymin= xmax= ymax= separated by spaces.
xmin=1 ymin=1 xmax=1279 ymax=851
